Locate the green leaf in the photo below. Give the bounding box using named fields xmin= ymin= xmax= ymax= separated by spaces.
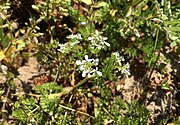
xmin=170 ymin=41 xmax=177 ymax=47
xmin=169 ymin=34 xmax=178 ymax=41
xmin=97 ymin=2 xmax=107 ymax=7
xmin=161 ymin=84 xmax=170 ymax=90
xmin=165 ymin=20 xmax=180 ymax=25
xmin=161 ymin=0 xmax=165 ymax=6
xmin=110 ymin=9 xmax=118 ymax=16
xmin=126 ymin=6 xmax=132 ymax=17
xmin=7 ymin=71 xmax=15 ymax=79
xmin=17 ymin=42 xmax=26 ymax=51
xmin=166 ymin=27 xmax=180 ymax=32
xmin=80 ymin=0 xmax=92 ymax=5
xmin=93 ymin=2 xmax=108 ymax=8
xmin=87 ymin=92 xmax=93 ymax=97
xmin=133 ymin=8 xmax=141 ymax=16
xmin=132 ymin=0 xmax=143 ymax=6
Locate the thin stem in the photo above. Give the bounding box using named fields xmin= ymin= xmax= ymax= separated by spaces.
xmin=148 ymin=28 xmax=159 ymax=67
xmin=154 ymin=28 xmax=159 ymax=51
xmin=12 ymin=76 xmax=89 ymax=98
xmin=148 ymin=28 xmax=160 ymax=79
xmin=59 ymin=104 xmax=94 ymax=118
xmin=74 ymin=76 xmax=89 ymax=89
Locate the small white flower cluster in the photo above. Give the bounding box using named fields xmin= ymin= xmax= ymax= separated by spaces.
xmin=57 ymin=34 xmax=82 ymax=53
xmin=112 ymin=52 xmax=125 ymax=66
xmin=88 ymin=30 xmax=110 ymax=50
xmin=121 ymin=62 xmax=131 ymax=76
xmin=76 ymin=55 xmax=102 ymax=78
xmin=66 ymin=34 xmax=82 ymax=40
xmin=112 ymin=52 xmax=131 ymax=77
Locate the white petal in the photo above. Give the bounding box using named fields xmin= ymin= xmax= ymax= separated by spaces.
xmin=121 ymin=57 xmax=125 ymax=62
xmin=80 ymin=65 xmax=85 ymax=70
xmin=81 ymin=60 xmax=86 ymax=64
xmin=88 ymin=73 xmax=93 ymax=78
xmin=77 ymin=34 xmax=83 ymax=39
xmin=88 ymin=37 xmax=93 ymax=41
xmin=103 ymin=37 xmax=108 ymax=40
xmin=82 ymin=71 xmax=86 ymax=77
xmin=94 ymin=59 xmax=99 ymax=66
xmin=96 ymin=71 xmax=102 ymax=76
xmin=81 ymin=21 xmax=88 ymax=25
xmin=76 ymin=60 xmax=82 ymax=65
xmin=104 ymin=41 xmax=110 ymax=46
xmin=95 ymin=30 xmax=99 ymax=35
xmin=97 ymin=45 xmax=103 ymax=50
xmin=67 ymin=34 xmax=75 ymax=39
xmin=84 ymin=55 xmax=88 ymax=60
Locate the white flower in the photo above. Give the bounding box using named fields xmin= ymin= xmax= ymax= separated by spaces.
xmin=57 ymin=43 xmax=67 ymax=53
xmin=88 ymin=30 xmax=110 ymax=50
xmin=95 ymin=30 xmax=99 ymax=35
xmin=93 ymin=58 xmax=99 ymax=66
xmin=112 ymin=52 xmax=131 ymax=77
xmin=112 ymin=52 xmax=125 ymax=66
xmin=76 ymin=60 xmax=82 ymax=65
xmin=84 ymin=55 xmax=90 ymax=61
xmin=76 ymin=55 xmax=102 ymax=78
xmin=104 ymin=41 xmax=110 ymax=47
xmin=82 ymin=68 xmax=91 ymax=77
xmin=86 ymin=67 xmax=102 ymax=78
xmin=94 ymin=67 xmax=102 ymax=76
xmin=57 ymin=36 xmax=80 ymax=53
xmin=81 ymin=21 xmax=88 ymax=25
xmin=96 ymin=70 xmax=102 ymax=76
xmin=67 ymin=33 xmax=82 ymax=40
xmin=121 ymin=63 xmax=131 ymax=77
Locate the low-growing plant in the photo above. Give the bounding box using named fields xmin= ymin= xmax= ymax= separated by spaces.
xmin=12 ymin=82 xmax=150 ymax=125
xmin=93 ymin=96 xmax=150 ymax=125
xmin=0 ymin=0 xmax=179 ymax=124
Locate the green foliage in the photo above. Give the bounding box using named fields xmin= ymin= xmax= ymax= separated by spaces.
xmin=12 ymin=82 xmax=150 ymax=125
xmin=94 ymin=96 xmax=149 ymax=125
xmin=0 ymin=0 xmax=179 ymax=124
xmin=12 ymin=83 xmax=65 ymax=124
xmin=35 ymin=82 xmax=62 ymax=94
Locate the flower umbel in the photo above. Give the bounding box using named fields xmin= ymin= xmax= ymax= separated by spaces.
xmin=88 ymin=30 xmax=110 ymax=50
xmin=112 ymin=52 xmax=125 ymax=66
xmin=121 ymin=63 xmax=131 ymax=77
xmin=112 ymin=52 xmax=131 ymax=77
xmin=67 ymin=33 xmax=82 ymax=40
xmin=57 ymin=33 xmax=82 ymax=53
xmin=76 ymin=55 xmax=102 ymax=78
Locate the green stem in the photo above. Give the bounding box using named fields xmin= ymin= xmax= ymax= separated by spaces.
xmin=148 ymin=28 xmax=159 ymax=67
xmin=12 ymin=77 xmax=89 ymax=98
xmin=59 ymin=104 xmax=94 ymax=118
xmin=154 ymin=28 xmax=159 ymax=51
xmin=74 ymin=76 xmax=89 ymax=89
